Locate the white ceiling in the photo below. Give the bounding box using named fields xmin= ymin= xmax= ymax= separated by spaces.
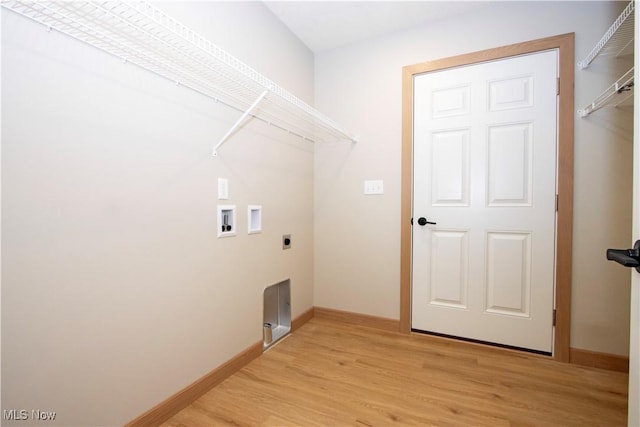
xmin=263 ymin=1 xmax=492 ymax=53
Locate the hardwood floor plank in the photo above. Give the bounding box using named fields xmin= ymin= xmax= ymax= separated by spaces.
xmin=162 ymin=318 xmax=628 ymax=426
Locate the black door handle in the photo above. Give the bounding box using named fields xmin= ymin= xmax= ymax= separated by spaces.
xmin=606 ymin=240 xmax=640 ymax=273
xmin=416 ymin=217 xmax=436 ymax=226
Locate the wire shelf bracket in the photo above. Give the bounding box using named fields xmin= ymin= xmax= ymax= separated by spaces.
xmin=213 ymin=90 xmax=268 ymax=156
xmin=578 ymin=67 xmax=634 ymax=117
xmin=1 ymin=1 xmax=360 ymax=156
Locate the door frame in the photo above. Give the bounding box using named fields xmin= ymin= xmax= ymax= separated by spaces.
xmin=400 ymin=33 xmax=575 ymax=362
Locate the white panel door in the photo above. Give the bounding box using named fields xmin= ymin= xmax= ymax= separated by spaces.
xmin=629 ymin=87 xmax=639 ymax=426
xmin=627 ymin=11 xmax=639 ymax=425
xmin=412 ymin=50 xmax=558 ymax=353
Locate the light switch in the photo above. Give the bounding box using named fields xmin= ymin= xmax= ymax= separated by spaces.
xmin=364 ymin=180 xmax=384 ymax=195
xmin=218 ymin=178 xmax=229 ymax=200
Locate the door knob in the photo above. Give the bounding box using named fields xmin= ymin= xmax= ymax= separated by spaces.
xmin=417 ymin=217 xmax=436 ymax=226
xmin=606 ymin=240 xmax=640 ymax=273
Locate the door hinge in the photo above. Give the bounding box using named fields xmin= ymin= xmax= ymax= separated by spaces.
xmin=556 ymin=77 xmax=560 ymax=95
xmin=555 ymin=194 xmax=559 ymax=212
xmin=553 ymin=309 xmax=557 ymax=327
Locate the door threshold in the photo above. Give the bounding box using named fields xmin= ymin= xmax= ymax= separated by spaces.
xmin=411 ymin=328 xmax=552 ymax=357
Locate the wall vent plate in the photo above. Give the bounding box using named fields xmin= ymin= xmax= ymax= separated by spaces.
xmin=282 ymin=234 xmax=291 ymax=249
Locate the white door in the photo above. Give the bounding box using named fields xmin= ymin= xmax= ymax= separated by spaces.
xmin=412 ymin=50 xmax=558 ymax=353
xmin=627 ymin=10 xmax=639 ymax=425
xmin=629 ymin=93 xmax=639 ymax=426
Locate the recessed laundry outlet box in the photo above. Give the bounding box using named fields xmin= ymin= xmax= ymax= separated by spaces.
xmin=217 ymin=205 xmax=236 ymax=237
xmin=263 ymin=279 xmax=291 ymax=349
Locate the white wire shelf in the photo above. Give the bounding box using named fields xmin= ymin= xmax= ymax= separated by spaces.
xmin=578 ymin=0 xmax=635 ymax=117
xmin=578 ymin=67 xmax=634 ymax=117
xmin=1 ymin=0 xmax=359 ymax=155
xmin=578 ymin=0 xmax=634 ymax=69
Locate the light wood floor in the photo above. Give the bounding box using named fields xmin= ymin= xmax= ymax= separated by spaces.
xmin=162 ymin=318 xmax=628 ymax=426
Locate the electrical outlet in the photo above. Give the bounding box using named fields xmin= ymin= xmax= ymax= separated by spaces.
xmin=282 ymin=234 xmax=292 ymax=250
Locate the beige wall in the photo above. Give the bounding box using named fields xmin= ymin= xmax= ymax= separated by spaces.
xmin=2 ymin=2 xmax=635 ymax=426
xmin=1 ymin=2 xmax=314 ymax=426
xmin=314 ymin=1 xmax=633 ymax=356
